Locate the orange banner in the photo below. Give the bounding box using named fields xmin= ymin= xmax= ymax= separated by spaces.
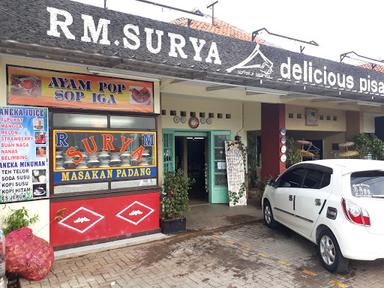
xmin=7 ymin=66 xmax=154 ymax=113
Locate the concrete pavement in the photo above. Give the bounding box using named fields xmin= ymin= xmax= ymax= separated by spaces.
xmin=20 ymin=220 xmax=384 ymax=288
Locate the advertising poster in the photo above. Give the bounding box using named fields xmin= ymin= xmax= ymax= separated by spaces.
xmin=53 ymin=130 xmax=157 ymax=184
xmin=225 ymin=140 xmax=247 ymax=207
xmin=7 ymin=66 xmax=154 ymax=113
xmin=0 ymin=106 xmax=49 ymax=203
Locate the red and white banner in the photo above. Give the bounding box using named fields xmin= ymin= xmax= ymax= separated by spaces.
xmin=50 ymin=191 xmax=160 ymax=247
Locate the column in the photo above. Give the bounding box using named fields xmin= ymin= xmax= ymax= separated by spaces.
xmin=261 ymin=103 xmax=286 ymax=179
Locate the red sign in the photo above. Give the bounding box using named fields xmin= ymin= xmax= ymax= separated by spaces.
xmin=50 ymin=192 xmax=160 ymax=248
xmin=116 ymin=201 xmax=154 ymax=225
xmin=58 ymin=207 xmax=104 ymax=234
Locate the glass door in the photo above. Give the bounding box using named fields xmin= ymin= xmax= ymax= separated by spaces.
xmin=162 ymin=130 xmax=175 ymax=173
xmin=209 ymin=131 xmax=231 ymax=203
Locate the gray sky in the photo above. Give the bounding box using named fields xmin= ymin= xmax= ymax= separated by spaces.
xmin=73 ymin=0 xmax=384 ymax=63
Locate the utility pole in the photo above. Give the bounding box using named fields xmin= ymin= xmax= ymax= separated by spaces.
xmin=207 ymin=1 xmax=218 ymax=25
xmin=104 ymin=0 xmax=107 ymax=9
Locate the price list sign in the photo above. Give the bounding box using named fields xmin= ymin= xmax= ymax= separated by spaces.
xmin=0 ymin=106 xmax=49 ymax=203
xmin=225 ymin=140 xmax=247 ymax=207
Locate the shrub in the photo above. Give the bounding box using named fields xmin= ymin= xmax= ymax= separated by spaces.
xmin=2 ymin=207 xmax=39 ymax=235
xmin=353 ymin=134 xmax=384 ymax=160
xmin=161 ymin=170 xmax=191 ymax=219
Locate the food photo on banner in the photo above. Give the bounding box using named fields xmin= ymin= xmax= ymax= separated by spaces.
xmin=0 ymin=106 xmax=49 ymax=203
xmin=7 ymin=65 xmax=154 ymax=113
xmin=53 ymin=130 xmax=157 ymax=185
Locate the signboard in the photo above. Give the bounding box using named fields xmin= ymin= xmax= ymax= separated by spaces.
xmin=1 ymin=0 xmax=384 ymax=102
xmin=225 ymin=141 xmax=247 ymax=207
xmin=7 ymin=66 xmax=154 ymax=113
xmin=50 ymin=191 xmax=160 ymax=247
xmin=0 ymin=106 xmax=49 ymax=203
xmin=53 ymin=130 xmax=157 ymax=184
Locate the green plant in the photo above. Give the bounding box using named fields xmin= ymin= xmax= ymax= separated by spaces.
xmin=286 ymin=136 xmax=301 ymax=167
xmin=253 ymin=177 xmax=274 ymax=207
xmin=161 ymin=170 xmax=191 ymax=219
xmin=228 ymin=183 xmax=246 ymax=206
xmin=353 ymin=133 xmax=384 ymax=160
xmin=2 ymin=207 xmax=39 ymax=235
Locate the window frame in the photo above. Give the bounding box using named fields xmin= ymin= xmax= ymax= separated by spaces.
xmin=277 ymin=167 xmax=308 ymax=188
xmin=49 ymin=109 xmax=159 ymax=198
xmin=276 ymin=164 xmax=333 ymax=189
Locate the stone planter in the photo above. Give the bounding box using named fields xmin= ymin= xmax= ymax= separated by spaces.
xmin=160 ymin=217 xmax=186 ymax=234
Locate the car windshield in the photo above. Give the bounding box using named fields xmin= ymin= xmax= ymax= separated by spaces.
xmin=351 ymin=170 xmax=384 ymax=197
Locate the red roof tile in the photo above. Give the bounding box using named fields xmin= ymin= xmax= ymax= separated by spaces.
xmin=171 ymin=17 xmax=253 ymax=42
xmin=361 ymin=63 xmax=384 ymax=73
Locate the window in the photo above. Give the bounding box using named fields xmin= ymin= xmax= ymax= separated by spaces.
xmin=321 ymin=173 xmax=331 ymax=188
xmin=278 ymin=168 xmax=307 ymax=188
xmin=303 ymin=169 xmax=324 ymax=189
xmin=52 ymin=112 xmax=157 ymax=195
xmin=53 ymin=113 xmax=107 ymax=128
xmin=351 ymin=170 xmax=384 ymax=197
xmin=110 ymin=116 xmax=155 ymax=129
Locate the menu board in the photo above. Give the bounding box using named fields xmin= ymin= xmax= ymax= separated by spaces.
xmin=0 ymin=106 xmax=49 ymax=203
xmin=7 ymin=66 xmax=154 ymax=113
xmin=225 ymin=140 xmax=247 ymax=207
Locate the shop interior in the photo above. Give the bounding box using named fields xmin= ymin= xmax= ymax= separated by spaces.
xmin=175 ymin=136 xmax=208 ymax=202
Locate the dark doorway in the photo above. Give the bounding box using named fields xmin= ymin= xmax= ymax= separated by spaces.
xmin=175 ymin=136 xmax=207 ymax=201
xmin=187 ymin=137 xmax=207 ymax=201
xmin=376 ymin=117 xmax=384 ymax=140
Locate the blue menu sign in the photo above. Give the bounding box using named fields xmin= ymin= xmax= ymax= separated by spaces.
xmin=0 ymin=106 xmax=49 ymax=203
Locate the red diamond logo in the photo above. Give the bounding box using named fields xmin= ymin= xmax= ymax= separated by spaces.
xmin=58 ymin=207 xmax=104 ymax=233
xmin=116 ymin=201 xmax=154 ymax=225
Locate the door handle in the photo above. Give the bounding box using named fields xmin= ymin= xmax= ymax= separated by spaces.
xmin=315 ymin=198 xmax=322 ymax=206
xmin=288 ymin=195 xmax=293 ymax=201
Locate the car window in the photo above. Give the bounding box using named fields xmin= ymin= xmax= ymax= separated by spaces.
xmin=278 ymin=168 xmax=307 ymax=188
xmin=303 ymin=169 xmax=323 ymax=189
xmin=301 ymin=170 xmax=331 ymax=189
xmin=321 ymin=173 xmax=331 ymax=188
xmin=351 ymin=170 xmax=384 ymax=197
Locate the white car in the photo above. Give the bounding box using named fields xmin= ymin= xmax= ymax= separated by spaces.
xmin=262 ymin=159 xmax=384 ymax=273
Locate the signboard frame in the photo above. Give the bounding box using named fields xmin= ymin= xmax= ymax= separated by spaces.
xmin=7 ymin=65 xmax=155 ymax=113
xmin=0 ymin=105 xmax=49 ymax=203
xmin=52 ymin=129 xmax=157 ymax=186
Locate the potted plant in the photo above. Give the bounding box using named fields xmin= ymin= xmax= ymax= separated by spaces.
xmin=286 ymin=137 xmax=302 ymax=167
xmin=160 ymin=170 xmax=191 ymax=234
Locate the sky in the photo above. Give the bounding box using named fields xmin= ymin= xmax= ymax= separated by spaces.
xmin=72 ymin=0 xmax=384 ymax=64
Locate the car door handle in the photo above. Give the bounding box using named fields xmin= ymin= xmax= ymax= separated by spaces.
xmin=315 ymin=198 xmax=322 ymax=206
xmin=288 ymin=195 xmax=293 ymax=201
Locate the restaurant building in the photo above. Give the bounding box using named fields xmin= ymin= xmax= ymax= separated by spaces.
xmin=0 ymin=0 xmax=383 ymax=249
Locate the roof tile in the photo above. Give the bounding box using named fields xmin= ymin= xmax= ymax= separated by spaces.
xmin=171 ymin=17 xmax=252 ymax=42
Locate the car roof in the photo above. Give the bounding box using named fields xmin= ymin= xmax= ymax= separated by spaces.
xmin=298 ymin=159 xmax=384 ymax=174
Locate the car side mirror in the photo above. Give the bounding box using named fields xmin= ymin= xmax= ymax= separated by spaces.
xmin=268 ymin=178 xmax=278 ymax=188
xmin=281 ymin=182 xmax=291 ymax=188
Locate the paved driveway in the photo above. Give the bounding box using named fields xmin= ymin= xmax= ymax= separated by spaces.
xmin=21 ymin=222 xmax=384 ymax=288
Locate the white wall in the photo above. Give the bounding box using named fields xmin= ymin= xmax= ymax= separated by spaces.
xmin=244 ymin=102 xmax=261 ymax=131
xmin=286 ymin=105 xmax=346 ymax=131
xmin=363 ymin=112 xmax=382 ymax=133
xmin=161 ymin=93 xmax=246 ymax=139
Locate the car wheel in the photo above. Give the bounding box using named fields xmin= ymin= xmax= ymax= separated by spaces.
xmin=318 ymin=229 xmax=349 ymax=273
xmin=263 ymin=200 xmax=277 ymax=228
